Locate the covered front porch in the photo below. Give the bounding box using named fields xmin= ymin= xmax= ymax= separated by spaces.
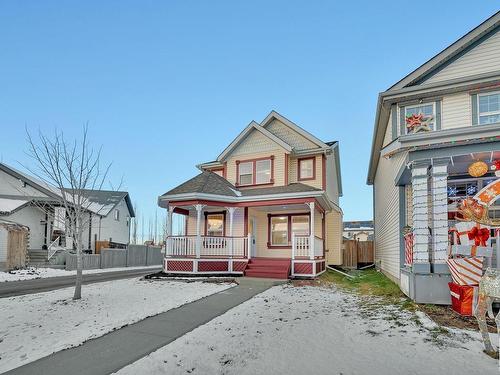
xmin=162 ymin=198 xmax=326 ymax=278
xmin=396 ymin=146 xmax=500 ymax=304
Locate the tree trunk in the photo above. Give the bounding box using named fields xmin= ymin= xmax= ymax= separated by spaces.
xmin=73 ymin=218 xmax=83 ymax=300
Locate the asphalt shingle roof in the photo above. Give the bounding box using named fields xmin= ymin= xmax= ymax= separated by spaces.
xmin=162 ymin=171 xmax=240 ymax=197
xmin=162 ymin=172 xmax=322 ymax=198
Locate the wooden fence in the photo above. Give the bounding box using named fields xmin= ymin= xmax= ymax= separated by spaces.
xmin=342 ymin=240 xmax=374 ymax=269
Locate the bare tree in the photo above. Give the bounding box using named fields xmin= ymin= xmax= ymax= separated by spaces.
xmin=25 ymin=126 xmax=112 ymax=300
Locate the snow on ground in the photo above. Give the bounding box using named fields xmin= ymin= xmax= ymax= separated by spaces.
xmin=0 ymin=265 xmax=161 ymax=282
xmin=116 ymin=285 xmax=498 ymax=375
xmin=0 ymin=278 xmax=233 ymax=373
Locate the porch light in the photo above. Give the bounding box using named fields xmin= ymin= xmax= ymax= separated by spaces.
xmin=468 ymin=161 xmax=488 ymax=178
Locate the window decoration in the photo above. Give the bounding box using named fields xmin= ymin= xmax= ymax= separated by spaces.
xmin=298 ymin=157 xmax=315 ymax=180
xmin=447 ymin=186 xmax=458 ymax=197
xmin=236 ymin=157 xmax=274 ymax=186
xmin=468 ymin=161 xmax=488 ymax=178
xmin=466 ymin=185 xmax=478 ymax=196
xmin=405 ymin=104 xmax=434 ymax=133
xmin=490 ymin=160 xmax=500 ymax=177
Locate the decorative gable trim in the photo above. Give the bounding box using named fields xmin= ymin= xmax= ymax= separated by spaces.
xmin=260 ymin=111 xmax=330 ymax=149
xmin=217 ymin=121 xmax=292 ymax=161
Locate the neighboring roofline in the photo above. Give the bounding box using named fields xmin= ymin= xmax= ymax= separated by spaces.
xmin=0 ymin=163 xmax=62 ymax=200
xmin=216 ymin=121 xmax=293 ymax=161
xmin=260 ymin=110 xmax=330 ymax=149
xmin=367 ymin=12 xmax=500 ymax=185
xmin=389 ymin=11 xmax=500 ymax=90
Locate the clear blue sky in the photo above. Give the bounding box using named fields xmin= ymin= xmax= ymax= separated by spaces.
xmin=0 ymin=1 xmax=498 ymax=230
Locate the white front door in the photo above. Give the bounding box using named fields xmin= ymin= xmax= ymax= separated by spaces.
xmin=250 ymin=217 xmax=257 ymax=257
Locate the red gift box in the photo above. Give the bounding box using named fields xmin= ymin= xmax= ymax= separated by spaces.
xmin=448 ymin=282 xmax=478 ymax=316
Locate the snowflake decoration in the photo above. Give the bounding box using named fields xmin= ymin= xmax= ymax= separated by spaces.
xmin=447 ymin=186 xmax=458 ymax=197
xmin=466 ymin=184 xmax=477 ymax=196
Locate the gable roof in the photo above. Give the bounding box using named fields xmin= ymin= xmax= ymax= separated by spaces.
xmin=367 ymin=11 xmax=500 ymax=185
xmin=389 ymin=11 xmax=500 ymax=90
xmin=217 ymin=121 xmax=293 ymax=161
xmin=260 ymin=111 xmax=331 ymax=149
xmin=0 ymin=163 xmax=62 ymax=199
xmin=76 ymin=189 xmax=135 ymax=217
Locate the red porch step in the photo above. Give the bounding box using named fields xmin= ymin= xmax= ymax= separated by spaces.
xmin=244 ymin=258 xmax=290 ymax=279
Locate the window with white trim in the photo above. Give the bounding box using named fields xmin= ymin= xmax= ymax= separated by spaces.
xmin=114 ymin=209 xmax=120 ymax=221
xmin=478 ymin=92 xmax=500 ymax=125
xmin=404 ymin=103 xmax=435 ymax=133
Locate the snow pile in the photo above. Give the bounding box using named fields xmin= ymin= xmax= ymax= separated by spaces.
xmin=116 ymin=285 xmax=497 ymax=375
xmin=0 ymin=265 xmax=161 ymax=282
xmin=0 ymin=278 xmax=233 ymax=373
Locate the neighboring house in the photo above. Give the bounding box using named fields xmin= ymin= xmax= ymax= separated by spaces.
xmin=159 ymin=111 xmax=343 ymax=278
xmin=343 ymin=220 xmax=374 ymax=241
xmin=0 ymin=162 xmax=135 ymax=265
xmin=367 ymin=12 xmax=500 ymax=304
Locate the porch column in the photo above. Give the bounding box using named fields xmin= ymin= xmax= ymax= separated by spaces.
xmin=166 ymin=205 xmax=175 ymax=255
xmin=308 ymin=201 xmax=315 ymax=260
xmin=227 ymin=207 xmax=236 ymax=273
xmin=431 ymin=158 xmax=449 ymax=270
xmin=194 ymin=204 xmax=205 ymax=271
xmin=411 ymin=160 xmax=430 ymax=273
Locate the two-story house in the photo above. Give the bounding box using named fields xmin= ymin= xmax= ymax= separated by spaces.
xmin=0 ymin=162 xmax=135 ymax=269
xmin=159 ymin=111 xmax=343 ymax=278
xmin=368 ymin=12 xmax=500 ymax=304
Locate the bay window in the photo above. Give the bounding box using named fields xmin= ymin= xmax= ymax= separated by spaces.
xmin=237 ymin=157 xmax=274 ymax=186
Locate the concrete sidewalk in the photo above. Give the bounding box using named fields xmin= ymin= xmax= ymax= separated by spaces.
xmin=0 ymin=267 xmax=161 ymax=298
xmin=5 ymin=277 xmax=284 ymax=375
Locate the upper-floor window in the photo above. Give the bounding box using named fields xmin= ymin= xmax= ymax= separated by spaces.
xmin=114 ymin=209 xmax=120 ymax=221
xmin=404 ymin=103 xmax=435 ymax=134
xmin=298 ymin=157 xmax=315 ymax=180
xmin=478 ymin=92 xmax=500 ymax=125
xmin=237 ymin=157 xmax=273 ymax=186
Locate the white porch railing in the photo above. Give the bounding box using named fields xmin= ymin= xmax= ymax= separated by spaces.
xmin=314 ymin=236 xmax=324 ymax=257
xmin=166 ymin=236 xmax=248 ymax=258
xmin=292 ymin=234 xmax=324 ymax=259
xmin=292 ymin=235 xmax=310 ymax=258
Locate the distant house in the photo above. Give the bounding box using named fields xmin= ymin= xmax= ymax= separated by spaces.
xmin=343 ymin=221 xmax=373 ymax=242
xmin=0 ymin=162 xmax=135 ymax=267
xmin=159 ymin=111 xmax=343 ymax=278
xmin=367 ymin=12 xmax=500 ymax=304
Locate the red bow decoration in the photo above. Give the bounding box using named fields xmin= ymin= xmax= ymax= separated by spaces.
xmin=467 ymin=226 xmax=490 ymax=246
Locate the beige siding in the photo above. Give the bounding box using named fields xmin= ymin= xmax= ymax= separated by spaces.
xmin=373 ymin=149 xmax=407 ymax=281
xmin=441 ymin=92 xmax=472 ymax=129
xmin=265 ymin=119 xmax=317 ymax=150
xmin=288 ymin=155 xmax=323 ymax=189
xmin=325 ymin=210 xmax=342 ymax=265
xmin=231 ymin=129 xmax=283 ymax=156
xmin=385 ymin=111 xmax=393 ymax=143
xmin=424 ymin=29 xmax=500 ymax=84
